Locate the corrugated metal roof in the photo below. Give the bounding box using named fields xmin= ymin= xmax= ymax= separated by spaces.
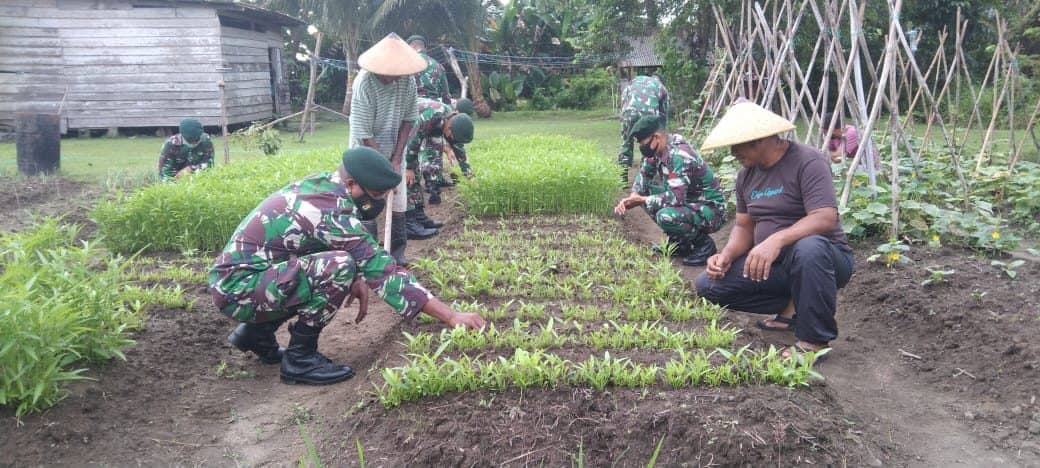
xmin=618 ymin=35 xmax=662 ymax=68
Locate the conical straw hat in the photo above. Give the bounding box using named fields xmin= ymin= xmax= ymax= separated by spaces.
xmin=700 ymin=101 xmax=796 ymax=152
xmin=357 ymin=33 xmax=426 ymax=76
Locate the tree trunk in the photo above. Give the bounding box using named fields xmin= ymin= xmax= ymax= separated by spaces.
xmin=465 ymin=59 xmax=491 ymax=118
xmin=342 ymin=34 xmax=360 ymax=116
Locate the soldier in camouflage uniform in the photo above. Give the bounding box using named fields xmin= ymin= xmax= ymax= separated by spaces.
xmin=614 ymin=115 xmax=727 ymax=266
xmin=158 ymin=118 xmax=214 ymax=181
xmin=404 ymin=98 xmax=474 ymax=235
xmin=209 ymin=147 xmax=485 ymax=385
xmin=408 ymin=35 xmax=452 ymax=104
xmin=619 ymin=75 xmax=669 ymax=184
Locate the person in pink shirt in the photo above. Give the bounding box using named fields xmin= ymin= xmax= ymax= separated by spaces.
xmin=824 ymin=114 xmax=879 ymax=168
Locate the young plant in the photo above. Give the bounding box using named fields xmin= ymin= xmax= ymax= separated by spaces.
xmin=921 ymin=267 xmax=955 ymax=287
xmin=990 ymin=259 xmax=1026 ymax=279
xmin=868 ymin=240 xmax=912 ymax=268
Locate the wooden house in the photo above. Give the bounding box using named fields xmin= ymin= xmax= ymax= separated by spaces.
xmin=0 ymin=0 xmax=303 ymax=133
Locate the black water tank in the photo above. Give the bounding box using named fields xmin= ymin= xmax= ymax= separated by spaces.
xmin=16 ymin=112 xmax=61 ymax=175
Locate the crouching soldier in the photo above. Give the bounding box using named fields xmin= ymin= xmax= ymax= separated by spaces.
xmin=209 ymin=147 xmax=485 ymax=385
xmin=159 ymin=118 xmax=214 ymax=181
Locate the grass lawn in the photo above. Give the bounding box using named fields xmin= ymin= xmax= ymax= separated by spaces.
xmin=1 ymin=107 xmax=1035 ymax=185
xmin=0 ymin=109 xmax=618 ymax=185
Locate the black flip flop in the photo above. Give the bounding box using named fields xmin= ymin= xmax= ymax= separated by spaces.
xmin=755 ymin=315 xmax=796 ymax=333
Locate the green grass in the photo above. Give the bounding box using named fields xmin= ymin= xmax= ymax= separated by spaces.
xmin=0 ymin=110 xmax=619 ymax=185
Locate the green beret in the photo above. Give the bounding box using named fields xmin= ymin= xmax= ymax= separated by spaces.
xmin=629 ymin=115 xmax=662 ymax=141
xmin=406 ymin=35 xmax=426 ymax=46
xmin=341 ymin=147 xmax=401 ymax=191
xmin=455 ymin=98 xmax=475 ymax=116
xmin=179 ymin=118 xmax=203 ymax=142
xmin=448 ymin=114 xmax=474 ymax=144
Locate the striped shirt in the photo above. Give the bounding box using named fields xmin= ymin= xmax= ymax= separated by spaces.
xmin=348 ymin=70 xmax=419 ymax=157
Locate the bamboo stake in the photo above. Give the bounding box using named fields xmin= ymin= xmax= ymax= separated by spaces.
xmin=976 ymin=42 xmax=1017 ymax=173
xmin=839 ymin=0 xmax=901 ymax=210
xmin=298 ymin=32 xmax=323 ymax=143
xmin=889 ymin=61 xmax=901 ymax=239
xmin=218 ymin=80 xmax=230 ymax=165
xmin=1009 ymin=97 xmax=1040 ymax=170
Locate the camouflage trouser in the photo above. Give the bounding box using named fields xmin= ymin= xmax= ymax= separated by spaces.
xmin=643 ymin=184 xmax=725 ymax=241
xmin=419 ymin=146 xmax=446 ymax=188
xmin=212 ymin=252 xmax=358 ymax=328
xmin=406 ymin=176 xmax=425 ymax=211
xmin=618 ymin=111 xmax=668 ymax=167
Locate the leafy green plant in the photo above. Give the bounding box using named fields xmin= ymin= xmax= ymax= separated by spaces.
xmin=921 ymin=267 xmax=956 ymax=287
xmin=232 ymin=121 xmax=283 ymax=156
xmin=93 ymin=148 xmax=340 ymax=253
xmin=0 ymin=219 xmax=140 ymax=416
xmin=458 ymin=136 xmax=617 ymax=216
xmin=867 ymin=240 xmax=913 ymax=268
xmin=990 ymin=259 xmax=1026 ymax=279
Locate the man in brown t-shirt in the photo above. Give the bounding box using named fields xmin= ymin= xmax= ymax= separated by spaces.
xmin=693 ymin=102 xmax=854 ymax=359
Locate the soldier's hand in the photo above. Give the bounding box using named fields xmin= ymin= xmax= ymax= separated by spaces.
xmin=449 ymin=312 xmax=485 ymax=330
xmin=705 ymin=253 xmax=732 ymax=280
xmin=345 ymin=278 xmax=371 ymax=324
xmin=175 ymin=166 xmax=193 ymax=178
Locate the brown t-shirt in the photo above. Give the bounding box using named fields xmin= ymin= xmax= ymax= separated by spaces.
xmin=735 ymin=141 xmax=850 ymax=251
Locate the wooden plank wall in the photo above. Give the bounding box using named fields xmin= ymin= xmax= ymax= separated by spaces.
xmin=0 ymin=0 xmax=65 ymax=131
xmin=0 ymin=0 xmax=290 ymax=130
xmin=219 ymin=25 xmax=284 ymax=124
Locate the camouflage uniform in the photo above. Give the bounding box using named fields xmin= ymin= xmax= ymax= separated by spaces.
xmin=159 ymin=133 xmax=215 ymax=181
xmin=405 ymin=98 xmax=472 ymax=210
xmin=619 ymin=76 xmax=669 ymax=167
xmin=415 ymin=51 xmax=452 ymax=104
xmin=208 ymin=170 xmax=432 ymax=328
xmin=633 ymin=133 xmax=727 ymax=240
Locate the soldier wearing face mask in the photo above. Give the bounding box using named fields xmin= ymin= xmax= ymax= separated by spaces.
xmin=614 ymin=115 xmax=727 ymax=266
xmin=158 ymin=118 xmax=215 ymax=181
xmin=208 ymin=147 xmax=485 ymax=386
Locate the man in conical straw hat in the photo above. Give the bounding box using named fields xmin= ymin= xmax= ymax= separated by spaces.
xmin=349 ymin=32 xmax=428 ymax=266
xmin=693 ymin=100 xmax=855 ymax=361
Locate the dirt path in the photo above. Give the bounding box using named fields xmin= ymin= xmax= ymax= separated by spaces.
xmin=617 ymin=206 xmax=1036 ymax=467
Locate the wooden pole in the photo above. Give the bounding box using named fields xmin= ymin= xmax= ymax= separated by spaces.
xmin=839 ymin=0 xmax=901 ymax=210
xmin=1009 ymin=97 xmax=1040 ymax=170
xmin=218 ymin=80 xmax=230 ymax=165
xmin=445 ymin=48 xmax=469 ymax=100
xmin=299 ymin=32 xmax=323 ymax=143
xmin=889 ymin=62 xmax=900 ymax=240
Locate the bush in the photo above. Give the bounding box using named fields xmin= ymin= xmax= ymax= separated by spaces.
xmin=556 ymin=68 xmax=615 ymax=110
xmin=0 ymin=219 xmax=140 ymax=416
xmin=458 ymin=135 xmax=618 ymax=215
xmin=94 ymin=148 xmax=341 ymax=254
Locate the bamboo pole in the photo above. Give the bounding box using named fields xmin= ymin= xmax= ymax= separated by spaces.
xmin=1009 ymin=97 xmax=1040 ymax=169
xmin=218 ymin=79 xmax=230 ymax=165
xmin=298 ymin=32 xmax=323 ymax=143
xmin=889 ymin=61 xmax=901 ymax=239
xmin=839 ymin=0 xmax=901 ymax=210
xmin=975 ymin=42 xmax=1017 ymax=173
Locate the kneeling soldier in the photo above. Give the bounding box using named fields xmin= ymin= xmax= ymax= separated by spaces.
xmin=209 ymin=147 xmax=485 ymax=385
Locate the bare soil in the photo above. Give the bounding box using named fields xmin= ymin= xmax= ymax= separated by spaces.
xmin=1 ymin=184 xmax=1038 ymax=467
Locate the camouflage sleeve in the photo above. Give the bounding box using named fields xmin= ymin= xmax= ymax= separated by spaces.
xmin=199 ymin=139 xmax=215 ymax=169
xmin=405 ymin=128 xmax=423 ymax=170
xmin=159 ymin=140 xmax=179 ymax=181
xmin=322 ymin=213 xmax=431 ymax=318
xmin=645 ymin=153 xmax=691 ymax=211
xmin=452 ymin=143 xmax=471 ymax=175
xmin=632 ymin=155 xmax=655 ymax=196
xmin=660 ymin=88 xmax=670 ymax=127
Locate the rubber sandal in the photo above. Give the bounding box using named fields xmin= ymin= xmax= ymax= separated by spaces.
xmin=756 ymin=315 xmax=796 ymax=333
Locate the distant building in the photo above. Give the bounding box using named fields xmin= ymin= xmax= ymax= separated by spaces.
xmin=617 ymin=35 xmax=663 ymax=80
xmin=0 ymin=0 xmax=303 ymax=133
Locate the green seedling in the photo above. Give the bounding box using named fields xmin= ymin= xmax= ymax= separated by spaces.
xmin=921 ymin=267 xmax=955 ymax=287
xmin=990 ymin=259 xmax=1025 ymax=279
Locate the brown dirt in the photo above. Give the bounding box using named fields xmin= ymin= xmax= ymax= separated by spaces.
xmin=0 ymin=176 xmax=100 ymax=235
xmin=1 ymin=184 xmax=1038 ymax=466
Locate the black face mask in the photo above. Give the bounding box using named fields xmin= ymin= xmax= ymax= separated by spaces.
xmin=639 ymin=143 xmax=656 ymax=158
xmin=353 ymin=189 xmax=387 ymax=220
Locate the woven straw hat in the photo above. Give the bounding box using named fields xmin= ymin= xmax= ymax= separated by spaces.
xmin=358 ymin=33 xmax=426 ymax=76
xmin=700 ymin=101 xmax=796 ymax=151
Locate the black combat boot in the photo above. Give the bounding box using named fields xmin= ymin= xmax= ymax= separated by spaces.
xmin=280 ymin=321 xmax=355 ymax=385
xmin=228 ymin=318 xmax=288 ymax=364
xmin=390 ymin=212 xmax=412 ymax=266
xmin=414 ymin=206 xmax=445 ymax=229
xmin=428 ymin=190 xmax=442 ymax=205
xmin=681 ymin=232 xmax=718 ymax=267
xmin=405 ymin=210 xmax=438 ymax=239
